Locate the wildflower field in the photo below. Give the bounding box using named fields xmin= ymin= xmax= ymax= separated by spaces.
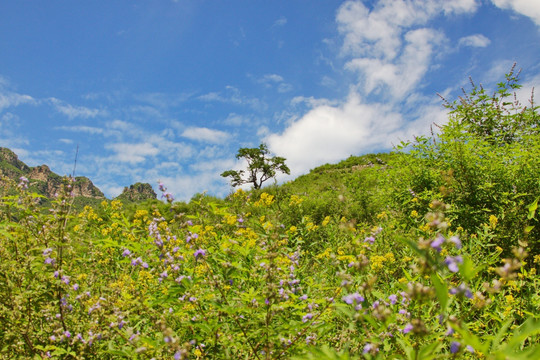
xmin=1 ymin=70 xmax=540 ymax=359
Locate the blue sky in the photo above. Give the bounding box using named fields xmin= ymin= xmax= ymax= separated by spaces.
xmin=1 ymin=0 xmax=539 ymax=200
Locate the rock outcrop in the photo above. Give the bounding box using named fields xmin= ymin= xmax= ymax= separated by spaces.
xmin=116 ymin=182 xmax=157 ymax=202
xmin=0 ymin=147 xmax=105 ymax=200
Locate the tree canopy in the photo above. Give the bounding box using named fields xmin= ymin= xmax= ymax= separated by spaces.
xmin=221 ymin=143 xmax=290 ymax=190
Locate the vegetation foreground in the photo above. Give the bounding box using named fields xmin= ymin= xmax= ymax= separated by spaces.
xmin=1 ymin=68 xmax=540 ymax=359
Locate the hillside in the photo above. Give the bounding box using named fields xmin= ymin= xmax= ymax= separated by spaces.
xmin=0 ymin=147 xmax=157 ymax=208
xmin=0 ymin=73 xmax=539 ymax=359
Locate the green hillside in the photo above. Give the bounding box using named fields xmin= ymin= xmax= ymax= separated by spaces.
xmin=1 ymin=70 xmax=539 ymax=359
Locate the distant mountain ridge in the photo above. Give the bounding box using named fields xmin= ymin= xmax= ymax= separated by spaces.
xmin=0 ymin=147 xmax=156 ymax=202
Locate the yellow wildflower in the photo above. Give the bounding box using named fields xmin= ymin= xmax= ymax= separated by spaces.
xmin=322 ymin=216 xmax=331 ymax=226
xmin=489 ymin=215 xmax=498 ymax=228
xmin=289 ymin=194 xmax=304 ymax=206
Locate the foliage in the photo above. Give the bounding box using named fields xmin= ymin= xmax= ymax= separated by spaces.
xmin=221 ymin=144 xmax=290 ymax=190
xmin=1 ymin=68 xmax=539 ymax=359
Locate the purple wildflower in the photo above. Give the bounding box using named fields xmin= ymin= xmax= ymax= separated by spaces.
xmin=449 ymin=283 xmax=473 ymax=298
xmin=122 ymin=249 xmax=131 ymax=257
xmin=445 ymin=255 xmax=463 ymax=273
xmin=402 ymin=323 xmax=413 ymax=334
xmin=388 ymin=294 xmax=398 ymax=305
xmin=449 ymin=236 xmax=462 ymax=249
xmin=450 ymin=341 xmax=461 ymax=354
xmin=431 ymin=234 xmax=445 ymax=252
xmin=302 ymin=313 xmax=313 ymax=323
xmin=158 ymin=182 xmax=166 ymax=192
xmin=342 ymin=292 xmax=364 ymax=305
xmin=363 ymin=343 xmax=377 ymax=354
xmin=194 ymin=248 xmax=206 ymax=259
xmin=364 ymin=236 xmax=375 ymax=244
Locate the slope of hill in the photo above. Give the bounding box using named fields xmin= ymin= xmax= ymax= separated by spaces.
xmin=0 ymin=147 xmax=156 ymax=209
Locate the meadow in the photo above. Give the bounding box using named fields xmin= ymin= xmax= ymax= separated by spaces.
xmin=1 ymin=68 xmax=539 ymax=359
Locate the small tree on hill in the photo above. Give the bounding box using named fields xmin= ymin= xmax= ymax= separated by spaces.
xmin=221 ymin=143 xmax=290 ymax=190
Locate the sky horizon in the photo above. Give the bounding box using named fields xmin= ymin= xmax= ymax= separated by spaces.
xmin=1 ymin=0 xmax=539 ymax=200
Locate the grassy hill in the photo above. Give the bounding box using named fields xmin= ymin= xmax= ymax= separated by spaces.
xmin=1 ymin=71 xmax=539 ymax=359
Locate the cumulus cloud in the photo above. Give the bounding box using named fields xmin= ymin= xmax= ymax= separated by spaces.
xmin=181 ymin=126 xmax=230 ymax=143
xmin=265 ymin=0 xmax=472 ymax=177
xmin=266 ymin=93 xmax=446 ymax=176
xmin=458 ymin=34 xmax=491 ymax=47
xmin=491 ymin=0 xmax=540 ymax=26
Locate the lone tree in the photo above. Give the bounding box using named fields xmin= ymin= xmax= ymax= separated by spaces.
xmin=221 ymin=143 xmax=290 ymax=190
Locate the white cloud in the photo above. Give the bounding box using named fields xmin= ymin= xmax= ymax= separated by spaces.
xmin=197 ymin=86 xmax=267 ymax=111
xmin=491 ymin=0 xmax=540 ymax=26
xmin=181 ymin=126 xmax=230 ymax=143
xmin=224 ymin=113 xmax=250 ymax=126
xmin=265 ymin=0 xmax=471 ymax=178
xmin=57 ymin=125 xmax=105 ymax=135
xmin=0 ymin=92 xmax=36 ymax=112
xmin=459 ymin=34 xmax=491 ymax=47
xmin=346 ymin=27 xmax=445 ymax=98
xmin=253 ymin=73 xmax=293 ymax=93
xmin=106 ymin=142 xmax=159 ymax=164
xmin=273 ymin=16 xmax=287 ymax=27
xmin=267 ymin=92 xmax=448 ymax=177
xmin=48 ymin=98 xmax=106 ymax=119
xmin=260 ymin=74 xmax=284 ymax=83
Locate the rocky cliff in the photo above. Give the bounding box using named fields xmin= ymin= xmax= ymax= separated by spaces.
xmin=0 ymin=147 xmax=105 ymax=199
xmin=116 ymin=182 xmax=157 ymax=202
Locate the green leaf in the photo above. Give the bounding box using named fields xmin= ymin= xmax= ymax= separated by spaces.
xmin=431 ymin=272 xmax=449 ymax=311
xmin=527 ymin=197 xmax=539 ymax=220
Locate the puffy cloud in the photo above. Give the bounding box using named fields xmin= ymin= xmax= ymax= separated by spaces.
xmin=459 ymin=34 xmax=491 ymax=47
xmin=345 ymin=28 xmax=445 ymax=98
xmin=265 ymin=0 xmax=467 ymax=177
xmin=266 ymin=92 xmax=446 ymax=177
xmin=106 ymin=142 xmax=159 ymax=164
xmin=491 ymin=0 xmax=540 ymax=26
xmin=181 ymin=126 xmax=230 ymax=143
